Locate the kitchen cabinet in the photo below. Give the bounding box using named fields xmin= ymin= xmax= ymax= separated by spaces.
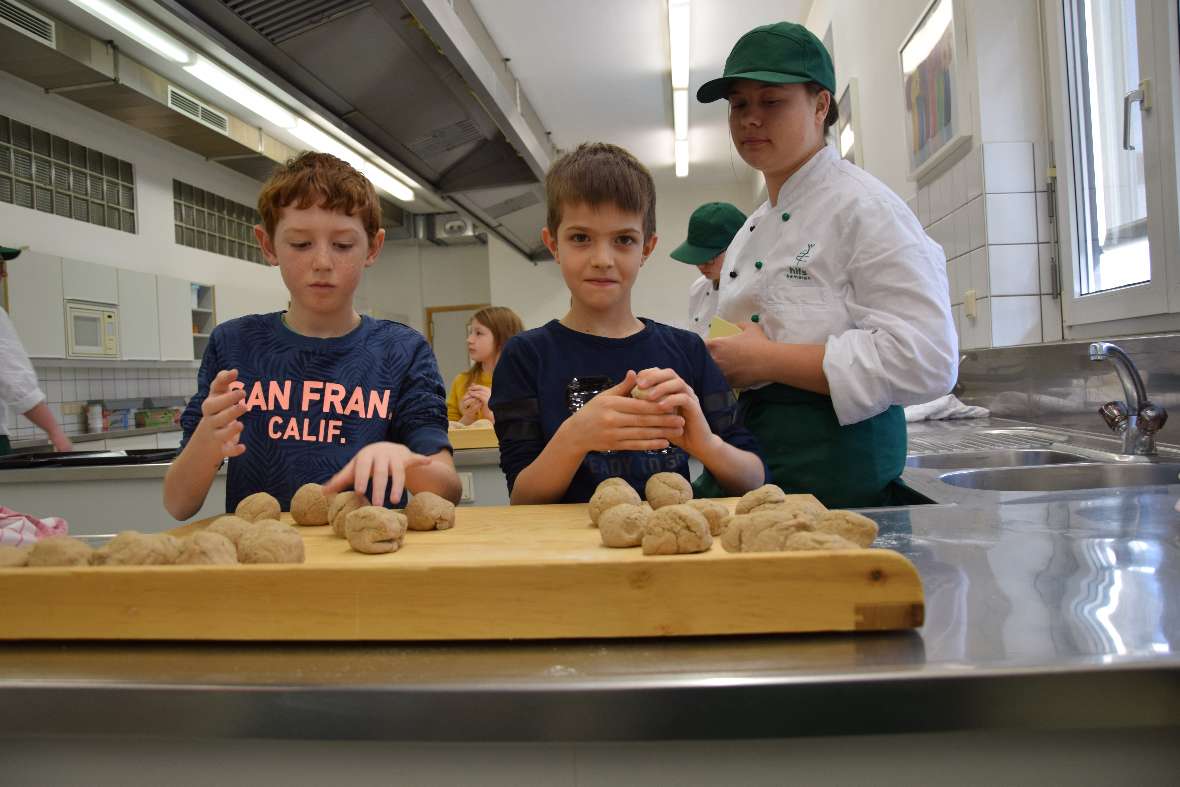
xmin=157 ymin=431 xmax=183 ymax=449
xmin=117 ymin=269 xmax=161 ymax=361
xmin=5 ymin=251 xmax=66 ymax=358
xmin=156 ymin=275 xmax=193 ymax=361
xmin=62 ymin=258 xmax=119 ymax=304
xmin=104 ymin=434 xmax=161 ymax=451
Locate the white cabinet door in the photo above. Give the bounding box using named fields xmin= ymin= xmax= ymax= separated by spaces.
xmin=157 ymin=431 xmax=183 ymax=449
xmin=157 ymin=275 xmax=193 ymax=361
xmin=62 ymin=258 xmax=119 ymax=304
xmin=6 ymin=252 xmax=66 ymax=358
xmin=117 ymin=269 xmax=161 ymax=360
xmin=106 ymin=434 xmax=161 ymax=450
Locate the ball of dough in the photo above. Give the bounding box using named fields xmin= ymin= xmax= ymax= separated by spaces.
xmin=641 ymin=504 xmax=712 ymax=555
xmin=815 ymin=510 xmax=878 ymax=548
xmin=720 ymin=510 xmax=815 ymax=553
xmin=468 ymin=418 xmax=493 ymax=429
xmin=686 ymin=499 xmax=729 ymax=536
xmin=630 ymin=385 xmax=651 ymax=400
xmin=345 ymin=506 xmax=409 ymax=554
xmin=599 ymin=503 xmax=651 ymax=548
xmin=235 ymin=491 xmax=281 ymax=523
xmin=175 ymin=531 xmax=238 ymax=565
xmin=329 ymin=490 xmax=370 ymax=537
xmin=645 ymin=472 xmax=693 ymax=510
xmin=0 ymin=544 xmax=32 ymax=567
xmin=93 ymin=531 xmax=182 ymax=566
xmin=782 ymin=531 xmax=860 ymax=551
xmin=237 ymin=521 xmax=304 ymax=564
xmin=588 ymin=480 xmax=641 ymax=525
xmin=290 ymin=483 xmax=330 ymax=526
xmin=405 ymin=491 xmax=456 ymax=531
xmin=735 ymin=484 xmax=787 ymax=515
xmin=205 ymin=515 xmax=253 ymax=546
xmin=27 ymin=536 xmax=93 ymax=567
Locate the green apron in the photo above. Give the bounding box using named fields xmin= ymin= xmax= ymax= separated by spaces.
xmin=695 ymin=383 xmax=912 ymax=508
xmin=0 ymin=435 xmax=9 ymax=456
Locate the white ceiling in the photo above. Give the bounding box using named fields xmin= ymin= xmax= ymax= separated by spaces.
xmin=469 ymin=0 xmax=812 ymax=187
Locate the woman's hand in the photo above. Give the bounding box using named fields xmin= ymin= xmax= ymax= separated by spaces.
xmin=322 ymin=441 xmax=432 ymax=507
xmin=560 ymin=370 xmax=685 ymax=453
xmin=705 ymin=322 xmax=774 ymax=388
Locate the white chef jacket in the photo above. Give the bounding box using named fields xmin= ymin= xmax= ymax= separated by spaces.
xmin=0 ymin=306 xmax=46 ymax=437
xmin=716 ymin=145 xmax=957 ymax=426
xmin=686 ymin=275 xmax=719 ymax=338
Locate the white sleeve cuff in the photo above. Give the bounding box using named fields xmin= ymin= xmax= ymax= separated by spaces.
xmin=823 ymin=330 xmax=893 ymax=426
xmin=11 ymin=388 xmax=46 ymax=416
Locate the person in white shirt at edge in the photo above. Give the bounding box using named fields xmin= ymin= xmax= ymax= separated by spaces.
xmin=694 ymin=22 xmax=957 ymax=508
xmin=670 ymin=202 xmax=747 ymax=338
xmin=0 ymin=250 xmax=73 ymax=455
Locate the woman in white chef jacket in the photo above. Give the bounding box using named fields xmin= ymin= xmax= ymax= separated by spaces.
xmin=670 ymin=202 xmax=747 ymax=338
xmin=694 ymin=22 xmax=957 ymax=508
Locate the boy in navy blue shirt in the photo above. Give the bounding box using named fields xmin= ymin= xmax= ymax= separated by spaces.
xmin=165 ymin=152 xmax=460 ymax=518
xmin=490 ymin=143 xmax=764 ymax=503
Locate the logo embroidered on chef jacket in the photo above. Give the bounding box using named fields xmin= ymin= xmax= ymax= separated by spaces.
xmin=786 ymin=242 xmax=816 ymax=280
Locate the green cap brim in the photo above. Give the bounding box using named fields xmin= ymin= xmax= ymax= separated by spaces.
xmin=0 ymin=246 xmax=22 ymax=262
xmin=670 ymin=241 xmax=723 ymax=265
xmin=696 ymin=71 xmax=814 ymax=103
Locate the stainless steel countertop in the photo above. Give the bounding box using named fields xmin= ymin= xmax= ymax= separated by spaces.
xmin=1 ymin=486 xmax=1178 ymax=741
xmin=10 ymin=423 xmax=182 ymax=451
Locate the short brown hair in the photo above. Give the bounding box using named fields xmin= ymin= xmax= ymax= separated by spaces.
xmin=257 ymin=151 xmax=382 ymax=242
xmin=545 ymin=142 xmax=656 ymax=239
xmin=805 ymin=83 xmax=839 ymax=136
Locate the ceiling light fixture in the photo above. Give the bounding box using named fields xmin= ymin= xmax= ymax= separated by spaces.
xmin=668 ymin=0 xmax=691 ymax=178
xmin=184 ymin=57 xmax=296 ymax=129
xmin=292 ymin=120 xmax=414 ymax=202
xmin=66 ymin=0 xmax=191 ymax=63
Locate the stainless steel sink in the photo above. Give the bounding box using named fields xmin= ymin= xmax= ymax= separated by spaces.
xmin=939 ymin=462 xmax=1180 ymax=492
xmin=906 ymin=449 xmax=1090 ymax=470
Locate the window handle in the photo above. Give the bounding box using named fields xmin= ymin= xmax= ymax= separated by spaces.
xmin=1123 ymin=79 xmax=1151 ymax=151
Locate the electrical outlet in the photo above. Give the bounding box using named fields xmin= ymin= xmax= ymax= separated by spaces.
xmin=459 ymin=472 xmax=474 ymax=503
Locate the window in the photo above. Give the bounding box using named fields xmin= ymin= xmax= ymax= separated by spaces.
xmin=172 ymin=179 xmax=264 ymax=264
xmin=0 ymin=114 xmax=136 ymax=233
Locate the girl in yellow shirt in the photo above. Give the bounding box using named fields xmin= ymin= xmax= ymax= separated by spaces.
xmin=446 ymin=306 xmax=524 ymax=425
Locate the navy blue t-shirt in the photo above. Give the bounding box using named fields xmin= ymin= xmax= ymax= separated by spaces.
xmin=489 ymin=318 xmax=762 ymax=503
xmin=180 ymin=313 xmax=451 ymax=512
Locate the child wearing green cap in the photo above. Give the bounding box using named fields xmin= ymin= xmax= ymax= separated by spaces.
xmin=670 ymin=202 xmax=748 ymax=337
xmin=488 ymin=143 xmax=764 ymax=505
xmin=696 ymin=22 xmax=957 ymax=508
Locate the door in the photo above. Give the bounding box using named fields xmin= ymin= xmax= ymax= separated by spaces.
xmin=62 ymin=258 xmax=118 ymax=304
xmin=426 ymin=304 xmax=487 ymax=389
xmin=156 ymin=275 xmax=194 ymax=361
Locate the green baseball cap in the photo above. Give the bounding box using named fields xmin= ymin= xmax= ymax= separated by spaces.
xmin=0 ymin=246 xmax=22 ymax=261
xmin=669 ymin=202 xmax=747 ymax=265
xmin=697 ymin=21 xmax=835 ymax=103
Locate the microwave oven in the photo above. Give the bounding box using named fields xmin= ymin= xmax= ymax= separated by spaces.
xmin=65 ymin=300 xmax=119 ymax=358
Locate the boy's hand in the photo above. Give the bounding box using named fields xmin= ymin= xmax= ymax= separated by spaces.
xmin=194 ymin=369 xmax=247 ymax=461
xmin=562 ymin=370 xmax=685 ymax=453
xmin=705 ymin=322 xmax=773 ymax=388
xmin=633 ymin=367 xmax=717 ymax=457
xmin=323 ymin=441 xmax=433 ymax=508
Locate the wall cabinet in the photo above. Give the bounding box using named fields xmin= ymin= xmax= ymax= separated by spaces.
xmin=62 ymin=258 xmax=119 ymax=304
xmin=157 ymin=275 xmax=193 ymax=361
xmin=117 ymin=269 xmax=161 ymax=361
xmin=6 ymin=251 xmax=66 ymax=358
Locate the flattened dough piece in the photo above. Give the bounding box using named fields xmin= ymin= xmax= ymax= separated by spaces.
xmin=346 ymin=507 xmax=409 ymax=554
xmin=291 ymin=483 xmax=330 ymax=526
xmin=27 ymin=536 xmax=93 ymax=567
xmin=642 ymin=504 xmax=711 ymax=555
xmin=238 ymin=521 xmax=305 ymax=564
xmin=735 ymin=484 xmax=786 ymax=515
xmin=645 ymin=472 xmax=693 ymax=510
xmin=93 ymin=531 xmax=181 ymax=565
xmin=205 ymin=515 xmax=253 ymax=546
xmin=405 ymin=491 xmax=456 ymax=531
xmin=599 ymin=503 xmax=651 ymax=548
xmin=815 ymin=510 xmax=878 ymax=548
xmin=176 ymin=531 xmax=239 ymax=565
xmin=588 ymin=480 xmax=641 ymax=526
xmin=235 ymin=491 xmax=281 ymax=523
xmin=328 ymin=491 xmax=370 ymax=537
xmin=720 ymin=511 xmax=815 ymax=553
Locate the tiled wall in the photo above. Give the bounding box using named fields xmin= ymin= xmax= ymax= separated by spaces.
xmin=6 ymin=365 xmax=198 ymax=443
xmin=905 ymin=142 xmax=1061 ymax=350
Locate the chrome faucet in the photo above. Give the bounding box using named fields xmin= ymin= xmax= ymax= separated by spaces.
xmin=1089 ymin=341 xmax=1168 ymax=455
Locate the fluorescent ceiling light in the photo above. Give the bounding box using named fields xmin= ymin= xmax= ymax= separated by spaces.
xmin=839 ymin=124 xmax=855 ymax=157
xmin=293 ymin=120 xmax=414 ymax=202
xmin=184 ymin=57 xmax=296 ymax=129
xmin=675 ymin=139 xmax=689 ymax=178
xmin=668 ymin=1 xmax=691 ymax=90
xmin=360 ymin=164 xmax=414 ymax=203
xmin=901 ymin=0 xmax=952 ymax=74
xmin=673 ymin=88 xmax=688 ymax=141
xmin=67 ymin=0 xmax=191 ymax=63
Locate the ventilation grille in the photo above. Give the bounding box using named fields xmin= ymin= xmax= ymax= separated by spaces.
xmin=408 ymin=119 xmax=483 ymax=159
xmin=167 ymin=87 xmax=230 ymax=135
xmin=484 ymin=191 xmax=540 ymax=219
xmin=0 ymin=0 xmax=55 ymax=47
xmin=225 ymin=0 xmax=366 ymax=45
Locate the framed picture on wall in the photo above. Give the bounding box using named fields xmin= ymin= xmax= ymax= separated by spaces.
xmin=899 ymin=0 xmax=972 ymax=182
xmin=836 ymin=79 xmax=863 ymax=167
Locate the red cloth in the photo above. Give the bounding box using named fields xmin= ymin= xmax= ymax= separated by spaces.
xmin=0 ymin=505 xmax=68 ymax=546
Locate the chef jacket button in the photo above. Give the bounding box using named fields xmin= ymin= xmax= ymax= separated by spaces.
xmin=750 ymin=314 xmax=760 ymax=323
xmin=729 ymin=271 xmax=738 ymax=278
xmin=754 ymin=260 xmax=763 ymax=270
xmin=781 ymin=211 xmax=791 ymax=222
xmin=749 ymin=225 xmax=756 ymax=231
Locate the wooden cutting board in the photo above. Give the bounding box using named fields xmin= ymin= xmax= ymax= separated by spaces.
xmin=447 ymin=425 xmax=498 ymax=450
xmin=0 ymin=497 xmax=924 ymax=641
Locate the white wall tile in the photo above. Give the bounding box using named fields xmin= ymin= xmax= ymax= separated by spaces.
xmin=918 ymin=185 xmax=932 ymax=227
xmin=1037 ymin=243 xmax=1057 ymax=295
xmin=985 ymin=193 xmax=1038 ymax=245
xmin=1035 ymin=191 xmax=1052 ymax=243
xmin=1041 ymin=295 xmax=1063 ymax=341
xmin=967 ymin=196 xmax=986 ymax=253
xmin=61 ymin=380 xmax=76 ymax=402
xmin=953 ymin=303 xmax=964 ymax=344
xmin=101 ymin=380 xmax=116 ymax=399
xmin=947 ymin=258 xmax=963 ymax=305
xmin=988 ymin=244 xmax=1040 ymax=295
xmin=954 ymin=206 xmax=970 ymax=260
xmin=991 ymin=295 xmax=1042 ymax=346
xmin=962 ymin=297 xmax=992 ymax=350
xmin=969 ymin=247 xmax=990 ymax=298
xmin=964 ymin=146 xmax=983 ymax=201
xmin=983 ymin=141 xmax=1035 ymax=193
xmin=102 ymin=367 xmax=115 ymax=381
xmin=43 ymin=380 xmax=61 ymax=403
xmin=951 ymin=156 xmax=968 ymax=210
xmin=1033 ymin=141 xmax=1049 ymax=192
xmin=930 ymin=173 xmax=947 ymax=222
